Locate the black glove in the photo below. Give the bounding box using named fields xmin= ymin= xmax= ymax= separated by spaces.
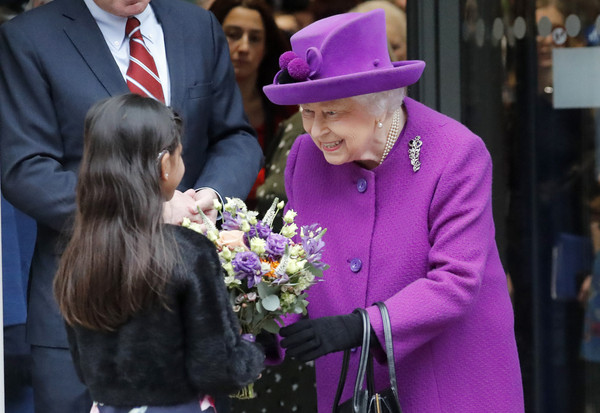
xmin=256 ymin=331 xmax=279 ymax=360
xmin=279 ymin=312 xmax=363 ymax=361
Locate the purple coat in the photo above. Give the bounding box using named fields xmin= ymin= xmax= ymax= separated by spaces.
xmin=284 ymin=98 xmax=524 ymax=412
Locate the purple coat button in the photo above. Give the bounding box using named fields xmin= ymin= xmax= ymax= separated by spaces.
xmin=356 ymin=178 xmax=367 ymax=193
xmin=350 ymin=258 xmax=362 ymax=273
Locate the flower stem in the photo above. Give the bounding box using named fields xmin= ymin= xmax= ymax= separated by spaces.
xmin=230 ymin=383 xmax=256 ymax=399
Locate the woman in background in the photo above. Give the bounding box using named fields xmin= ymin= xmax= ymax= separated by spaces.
xmin=210 ymin=0 xmax=294 ymax=210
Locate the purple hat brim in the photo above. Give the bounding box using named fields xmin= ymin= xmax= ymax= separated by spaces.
xmin=263 ymin=60 xmax=426 ymax=105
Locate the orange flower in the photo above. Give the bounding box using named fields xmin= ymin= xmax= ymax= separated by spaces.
xmin=261 ymin=259 xmax=280 ymax=278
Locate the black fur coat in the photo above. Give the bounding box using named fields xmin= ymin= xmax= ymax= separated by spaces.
xmin=66 ymin=225 xmax=265 ymax=407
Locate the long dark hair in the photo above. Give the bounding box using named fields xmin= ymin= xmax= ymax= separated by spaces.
xmin=54 ymin=94 xmax=183 ymax=332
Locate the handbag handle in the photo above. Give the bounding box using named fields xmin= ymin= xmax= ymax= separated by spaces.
xmin=352 ymin=309 xmax=371 ymax=412
xmin=332 ymin=308 xmax=371 ymax=413
xmin=374 ymin=301 xmax=402 ymax=411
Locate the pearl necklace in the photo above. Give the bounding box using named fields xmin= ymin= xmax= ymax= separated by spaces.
xmin=379 ymin=109 xmax=402 ymax=165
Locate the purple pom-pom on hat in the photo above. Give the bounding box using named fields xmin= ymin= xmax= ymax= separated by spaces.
xmin=288 ymin=58 xmax=310 ymax=80
xmin=279 ymin=51 xmax=298 ymax=70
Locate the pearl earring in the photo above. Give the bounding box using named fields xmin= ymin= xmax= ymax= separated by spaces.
xmin=377 ymin=121 xmax=383 ymax=128
xmin=165 ymin=173 xmax=169 ymax=178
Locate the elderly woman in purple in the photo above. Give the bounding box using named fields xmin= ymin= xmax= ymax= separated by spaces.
xmin=262 ymin=9 xmax=524 ymax=413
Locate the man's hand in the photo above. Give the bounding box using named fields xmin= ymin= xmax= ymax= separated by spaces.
xmin=193 ymin=188 xmax=219 ymax=225
xmin=162 ymin=189 xmax=200 ymax=225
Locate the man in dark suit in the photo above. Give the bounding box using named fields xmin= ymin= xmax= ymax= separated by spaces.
xmin=0 ymin=0 xmax=263 ymax=411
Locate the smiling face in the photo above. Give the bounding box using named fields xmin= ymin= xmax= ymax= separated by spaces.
xmin=300 ymin=98 xmax=387 ymax=169
xmin=222 ymin=7 xmax=266 ymax=82
xmin=92 ymin=0 xmax=150 ymax=17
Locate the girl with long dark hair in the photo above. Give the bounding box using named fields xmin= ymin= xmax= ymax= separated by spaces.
xmin=54 ymin=94 xmax=264 ymax=413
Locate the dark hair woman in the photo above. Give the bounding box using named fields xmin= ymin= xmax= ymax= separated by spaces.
xmin=210 ymin=0 xmax=295 ymax=210
xmin=54 ymin=93 xmax=264 ymax=413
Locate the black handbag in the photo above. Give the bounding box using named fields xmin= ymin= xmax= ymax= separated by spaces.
xmin=332 ymin=302 xmax=402 ymax=413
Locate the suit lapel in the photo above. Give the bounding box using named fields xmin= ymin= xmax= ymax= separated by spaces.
xmin=61 ymin=1 xmax=129 ymax=97
xmin=152 ymin=0 xmax=186 ymax=109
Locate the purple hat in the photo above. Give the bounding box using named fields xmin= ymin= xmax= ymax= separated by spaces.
xmin=263 ymin=9 xmax=425 ymax=105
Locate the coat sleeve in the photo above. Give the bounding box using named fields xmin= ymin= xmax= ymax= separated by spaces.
xmin=366 ymin=134 xmax=496 ymax=364
xmin=0 ymin=23 xmax=76 ymax=233
xmin=65 ymin=324 xmax=86 ymax=385
xmin=192 ymin=12 xmax=263 ymax=199
xmin=180 ymin=233 xmax=265 ymax=395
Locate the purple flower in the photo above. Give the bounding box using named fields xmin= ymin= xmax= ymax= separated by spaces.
xmin=271 ymin=273 xmax=289 ymax=285
xmin=265 ymin=233 xmax=288 ymax=260
xmin=246 ymin=221 xmax=272 ymax=240
xmin=221 ymin=211 xmax=242 ymax=231
xmin=302 ymin=225 xmax=326 ymax=270
xmin=232 ymin=251 xmax=262 ymax=287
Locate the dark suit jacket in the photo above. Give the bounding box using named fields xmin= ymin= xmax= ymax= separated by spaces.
xmin=0 ymin=0 xmax=263 ymax=348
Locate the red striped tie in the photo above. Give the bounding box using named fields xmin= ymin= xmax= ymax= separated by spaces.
xmin=125 ymin=17 xmax=165 ymax=103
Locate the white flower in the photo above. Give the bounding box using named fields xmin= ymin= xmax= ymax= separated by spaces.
xmin=261 ymin=261 xmax=272 ymax=273
xmin=277 ymin=201 xmax=285 ymax=210
xmin=222 ymin=262 xmax=235 ymax=277
xmin=224 ymin=274 xmax=241 ymax=287
xmin=286 ymin=259 xmax=300 ymax=274
xmin=283 ymin=210 xmax=297 ymax=224
xmin=281 ymin=223 xmax=298 ymax=238
xmin=281 ymin=293 xmax=296 ymax=306
xmin=297 ymin=278 xmax=312 ymax=291
xmin=302 ymin=271 xmax=315 ymax=283
xmin=219 ymin=246 xmax=233 ymax=261
xmin=250 ymin=237 xmax=266 ymax=255
xmin=206 ymin=229 xmax=219 ymax=242
xmin=224 ymin=199 xmax=238 ymax=213
xmin=213 ymin=199 xmax=222 ymax=211
xmin=241 ymin=221 xmax=251 ymax=232
xmin=290 ymin=244 xmax=304 ymax=257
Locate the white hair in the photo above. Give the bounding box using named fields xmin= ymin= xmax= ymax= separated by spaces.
xmin=351 ymin=87 xmax=406 ymax=117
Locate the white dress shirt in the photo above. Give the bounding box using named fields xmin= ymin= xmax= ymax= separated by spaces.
xmin=83 ymin=0 xmax=171 ymax=105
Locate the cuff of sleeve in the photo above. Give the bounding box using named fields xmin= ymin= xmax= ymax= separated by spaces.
xmin=366 ymin=305 xmax=387 ymax=363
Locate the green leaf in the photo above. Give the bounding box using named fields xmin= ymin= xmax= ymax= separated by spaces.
xmin=256 ymin=300 xmax=264 ymax=314
xmin=306 ymin=263 xmax=324 ymax=278
xmin=261 ymin=295 xmax=280 ymax=311
xmin=294 ymin=300 xmax=307 ymax=314
xmin=257 ymin=282 xmax=277 ymax=299
xmin=262 ymin=319 xmax=281 ymax=334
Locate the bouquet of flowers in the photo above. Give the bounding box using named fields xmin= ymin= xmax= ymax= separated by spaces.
xmin=182 ymin=197 xmax=327 ymax=399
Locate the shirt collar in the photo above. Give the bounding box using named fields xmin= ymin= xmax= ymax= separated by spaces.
xmin=83 ymin=0 xmax=156 ymax=50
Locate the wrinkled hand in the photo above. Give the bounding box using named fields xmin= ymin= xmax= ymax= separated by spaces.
xmin=162 ymin=189 xmax=200 ymax=225
xmin=279 ymin=313 xmax=363 ymax=361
